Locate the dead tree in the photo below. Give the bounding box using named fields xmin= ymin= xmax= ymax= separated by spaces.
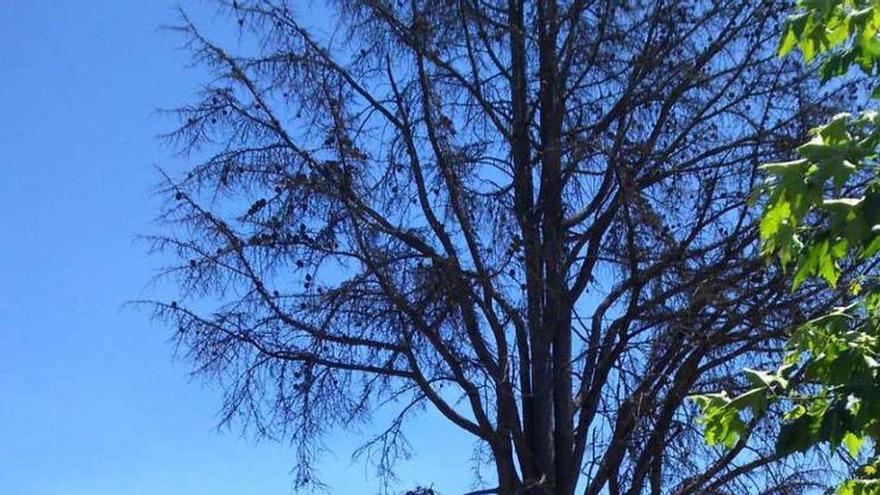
xmin=150 ymin=1 xmax=851 ymax=493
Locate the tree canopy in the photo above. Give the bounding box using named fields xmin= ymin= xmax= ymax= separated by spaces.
xmin=151 ymin=1 xmax=852 ymax=493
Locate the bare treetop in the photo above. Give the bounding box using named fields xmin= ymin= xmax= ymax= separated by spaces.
xmin=150 ymin=1 xmax=853 ymax=493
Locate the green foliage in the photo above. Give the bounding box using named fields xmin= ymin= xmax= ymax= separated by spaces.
xmin=759 ymin=111 xmax=880 ymax=285
xmin=779 ymin=1 xmax=880 ymax=84
xmin=694 ymin=1 xmax=880 ymax=493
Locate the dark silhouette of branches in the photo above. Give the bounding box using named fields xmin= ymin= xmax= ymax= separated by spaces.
xmin=147 ymin=1 xmax=860 ymax=493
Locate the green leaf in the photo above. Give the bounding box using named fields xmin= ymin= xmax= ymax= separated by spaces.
xmin=760 ymin=159 xmax=810 ymax=176
xmin=743 ymin=368 xmax=789 ymax=391
xmin=843 ymin=431 xmax=866 ymax=457
xmin=793 ymin=238 xmax=841 ymax=288
xmin=760 ymin=199 xmax=792 ymax=241
xmin=691 ymin=393 xmax=748 ymax=448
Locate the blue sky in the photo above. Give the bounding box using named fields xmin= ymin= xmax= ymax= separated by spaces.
xmin=0 ymin=2 xmax=474 ymax=494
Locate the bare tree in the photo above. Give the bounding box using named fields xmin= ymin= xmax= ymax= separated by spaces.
xmin=150 ymin=1 xmax=852 ymax=493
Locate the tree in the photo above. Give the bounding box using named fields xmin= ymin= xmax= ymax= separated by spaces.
xmin=150 ymin=1 xmax=849 ymax=493
xmin=694 ymin=1 xmax=880 ymax=494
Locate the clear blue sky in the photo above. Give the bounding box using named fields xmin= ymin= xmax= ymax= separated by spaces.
xmin=0 ymin=2 xmax=474 ymax=494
